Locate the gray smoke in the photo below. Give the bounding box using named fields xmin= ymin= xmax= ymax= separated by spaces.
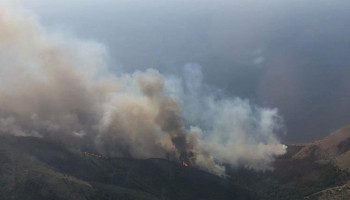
xmin=0 ymin=4 xmax=286 ymax=175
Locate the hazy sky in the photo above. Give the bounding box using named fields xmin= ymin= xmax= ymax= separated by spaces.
xmin=18 ymin=0 xmax=350 ymax=143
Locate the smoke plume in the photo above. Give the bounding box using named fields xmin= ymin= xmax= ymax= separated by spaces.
xmin=0 ymin=4 xmax=286 ymax=174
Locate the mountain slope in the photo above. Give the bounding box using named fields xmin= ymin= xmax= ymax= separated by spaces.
xmin=293 ymin=125 xmax=350 ymax=160
xmin=305 ymin=181 xmax=350 ymax=200
xmin=293 ymin=125 xmax=350 ymax=172
xmin=3 ymin=125 xmax=350 ymax=200
xmin=0 ymin=135 xmax=254 ymax=200
xmin=226 ymin=125 xmax=350 ymax=200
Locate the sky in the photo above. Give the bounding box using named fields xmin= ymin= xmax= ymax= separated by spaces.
xmin=16 ymin=0 xmax=350 ymax=143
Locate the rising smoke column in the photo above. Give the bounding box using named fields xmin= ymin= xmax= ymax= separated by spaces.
xmin=0 ymin=4 xmax=286 ymax=175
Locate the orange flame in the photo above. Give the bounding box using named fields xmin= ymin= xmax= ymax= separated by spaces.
xmin=182 ymin=161 xmax=188 ymax=167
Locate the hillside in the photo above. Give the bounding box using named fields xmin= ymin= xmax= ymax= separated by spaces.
xmin=226 ymin=125 xmax=350 ymax=199
xmin=0 ymin=135 xmax=253 ymax=200
xmin=3 ymin=125 xmax=350 ymax=199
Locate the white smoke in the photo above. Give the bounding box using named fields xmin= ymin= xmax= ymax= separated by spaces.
xmin=164 ymin=64 xmax=287 ymax=172
xmin=0 ymin=4 xmax=286 ymax=175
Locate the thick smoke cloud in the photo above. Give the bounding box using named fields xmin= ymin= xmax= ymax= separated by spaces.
xmin=0 ymin=5 xmax=286 ymax=174
xmin=165 ymin=64 xmax=286 ymax=171
xmin=22 ymin=0 xmax=350 ymax=143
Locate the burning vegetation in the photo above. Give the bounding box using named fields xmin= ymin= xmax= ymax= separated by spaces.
xmin=0 ymin=3 xmax=286 ymax=175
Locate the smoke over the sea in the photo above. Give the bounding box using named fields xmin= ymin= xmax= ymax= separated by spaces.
xmin=0 ymin=4 xmax=286 ymax=174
